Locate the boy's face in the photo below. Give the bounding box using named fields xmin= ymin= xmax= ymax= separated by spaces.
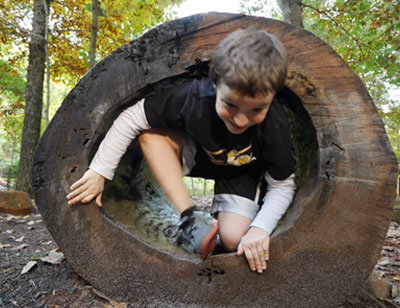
xmin=215 ymin=83 xmax=274 ymax=134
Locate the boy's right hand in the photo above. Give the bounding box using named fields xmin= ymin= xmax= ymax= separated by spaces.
xmin=67 ymin=169 xmax=105 ymax=207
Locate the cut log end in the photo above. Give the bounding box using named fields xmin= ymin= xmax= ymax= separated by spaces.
xmin=32 ymin=13 xmax=398 ymax=308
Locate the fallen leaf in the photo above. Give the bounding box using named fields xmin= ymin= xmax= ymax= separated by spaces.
xmin=393 ymin=276 xmax=400 ymax=281
xmin=5 ymin=229 xmax=13 ymax=234
xmin=27 ymin=220 xmax=35 ymax=225
xmin=0 ymin=242 xmax=10 ymax=248
xmin=12 ymin=243 xmax=28 ymax=250
xmin=42 ymin=241 xmax=52 ymax=246
xmin=93 ymin=288 xmax=128 ymax=308
xmin=40 ymin=248 xmax=64 ymax=264
xmin=15 ymin=236 xmax=24 ymax=242
xmin=92 ymin=288 xmax=111 ymax=301
xmin=109 ymin=300 xmax=128 ymax=308
xmin=21 ymin=261 xmax=37 ymax=274
xmin=6 ymin=214 xmax=23 ymax=221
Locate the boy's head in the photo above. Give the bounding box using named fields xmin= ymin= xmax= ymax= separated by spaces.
xmin=209 ymin=28 xmax=288 ymax=97
xmin=209 ymin=28 xmax=288 ymax=135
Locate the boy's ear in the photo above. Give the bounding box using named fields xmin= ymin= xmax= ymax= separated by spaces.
xmin=212 ymin=82 xmax=216 ymax=90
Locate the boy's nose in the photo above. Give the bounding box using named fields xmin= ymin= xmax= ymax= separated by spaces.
xmin=233 ymin=113 xmax=249 ymax=127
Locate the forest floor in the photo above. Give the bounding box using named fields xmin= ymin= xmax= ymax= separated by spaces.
xmin=2 ymin=201 xmax=400 ymax=308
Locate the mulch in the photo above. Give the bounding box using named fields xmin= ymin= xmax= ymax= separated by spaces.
xmin=1 ymin=208 xmax=400 ymax=308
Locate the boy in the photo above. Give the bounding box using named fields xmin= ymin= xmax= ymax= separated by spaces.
xmin=67 ymin=28 xmax=296 ymax=274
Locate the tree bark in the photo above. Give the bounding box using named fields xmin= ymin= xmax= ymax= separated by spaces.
xmin=16 ymin=0 xmax=50 ymax=195
xmin=89 ymin=0 xmax=100 ymax=68
xmin=280 ymin=0 xmax=304 ymax=28
xmin=44 ymin=0 xmax=50 ymax=127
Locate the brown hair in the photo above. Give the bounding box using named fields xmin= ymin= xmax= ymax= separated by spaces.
xmin=209 ymin=28 xmax=288 ymax=97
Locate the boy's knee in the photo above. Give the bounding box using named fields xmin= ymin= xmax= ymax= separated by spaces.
xmin=220 ymin=231 xmax=242 ymax=252
xmin=218 ymin=211 xmax=251 ymax=251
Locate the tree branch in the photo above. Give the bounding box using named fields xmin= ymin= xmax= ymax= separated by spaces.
xmin=0 ymin=17 xmax=30 ymax=37
xmin=301 ymin=3 xmax=379 ymax=53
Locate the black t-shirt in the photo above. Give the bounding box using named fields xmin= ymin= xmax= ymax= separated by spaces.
xmin=144 ymin=77 xmax=294 ymax=180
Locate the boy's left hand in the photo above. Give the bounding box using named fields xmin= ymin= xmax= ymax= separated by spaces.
xmin=237 ymin=227 xmax=270 ymax=273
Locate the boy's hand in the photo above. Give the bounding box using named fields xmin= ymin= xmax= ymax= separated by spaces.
xmin=67 ymin=169 xmax=105 ymax=207
xmin=237 ymin=227 xmax=270 ymax=274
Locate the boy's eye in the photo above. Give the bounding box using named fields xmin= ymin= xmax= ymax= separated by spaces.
xmin=252 ymin=108 xmax=264 ymax=113
xmin=224 ymin=102 xmax=236 ymax=108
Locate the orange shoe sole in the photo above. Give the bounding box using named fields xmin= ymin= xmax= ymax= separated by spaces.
xmin=201 ymin=224 xmax=219 ymax=259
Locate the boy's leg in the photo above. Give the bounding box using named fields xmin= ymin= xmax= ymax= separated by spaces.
xmin=217 ymin=211 xmax=252 ymax=251
xmin=138 ymin=128 xmax=218 ymax=258
xmin=138 ymin=128 xmax=191 ymax=213
xmin=211 ymin=162 xmax=263 ymax=252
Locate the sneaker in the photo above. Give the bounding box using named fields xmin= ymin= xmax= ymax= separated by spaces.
xmin=177 ymin=207 xmax=219 ymax=259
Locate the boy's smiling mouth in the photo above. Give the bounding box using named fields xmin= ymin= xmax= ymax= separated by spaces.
xmin=227 ymin=120 xmax=249 ymax=134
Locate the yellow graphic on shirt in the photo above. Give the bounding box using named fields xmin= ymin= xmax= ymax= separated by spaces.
xmin=205 ymin=144 xmax=256 ymax=166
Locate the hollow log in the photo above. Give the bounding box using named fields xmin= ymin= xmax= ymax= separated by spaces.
xmin=32 ymin=13 xmax=398 ymax=308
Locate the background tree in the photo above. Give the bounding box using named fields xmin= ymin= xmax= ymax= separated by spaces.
xmin=280 ymin=0 xmax=303 ymax=28
xmin=89 ymin=0 xmax=101 ymax=68
xmin=16 ymin=0 xmax=50 ymax=195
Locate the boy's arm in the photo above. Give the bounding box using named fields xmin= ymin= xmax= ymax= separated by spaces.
xmin=250 ymin=172 xmax=296 ymax=234
xmin=67 ymin=99 xmax=150 ymax=206
xmin=237 ymin=172 xmax=296 ymax=273
xmin=89 ymin=99 xmax=150 ymax=180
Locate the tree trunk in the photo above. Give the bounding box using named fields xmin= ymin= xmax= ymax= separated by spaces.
xmin=16 ymin=0 xmax=50 ymax=195
xmin=32 ymin=13 xmax=397 ymax=308
xmin=89 ymin=0 xmax=100 ymax=68
xmin=280 ymin=0 xmax=304 ymax=28
xmin=44 ymin=0 xmax=50 ymax=127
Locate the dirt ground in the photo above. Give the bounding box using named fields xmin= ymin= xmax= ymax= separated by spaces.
xmin=1 ymin=208 xmax=400 ymax=308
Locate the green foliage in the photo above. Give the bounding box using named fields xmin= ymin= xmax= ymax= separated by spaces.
xmin=0 ymin=55 xmax=26 ymax=151
xmin=302 ymin=0 xmax=399 ymax=87
xmin=0 ymin=58 xmax=26 ymax=107
xmin=184 ymin=177 xmax=214 ymax=196
xmin=0 ymin=38 xmax=27 ymax=185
